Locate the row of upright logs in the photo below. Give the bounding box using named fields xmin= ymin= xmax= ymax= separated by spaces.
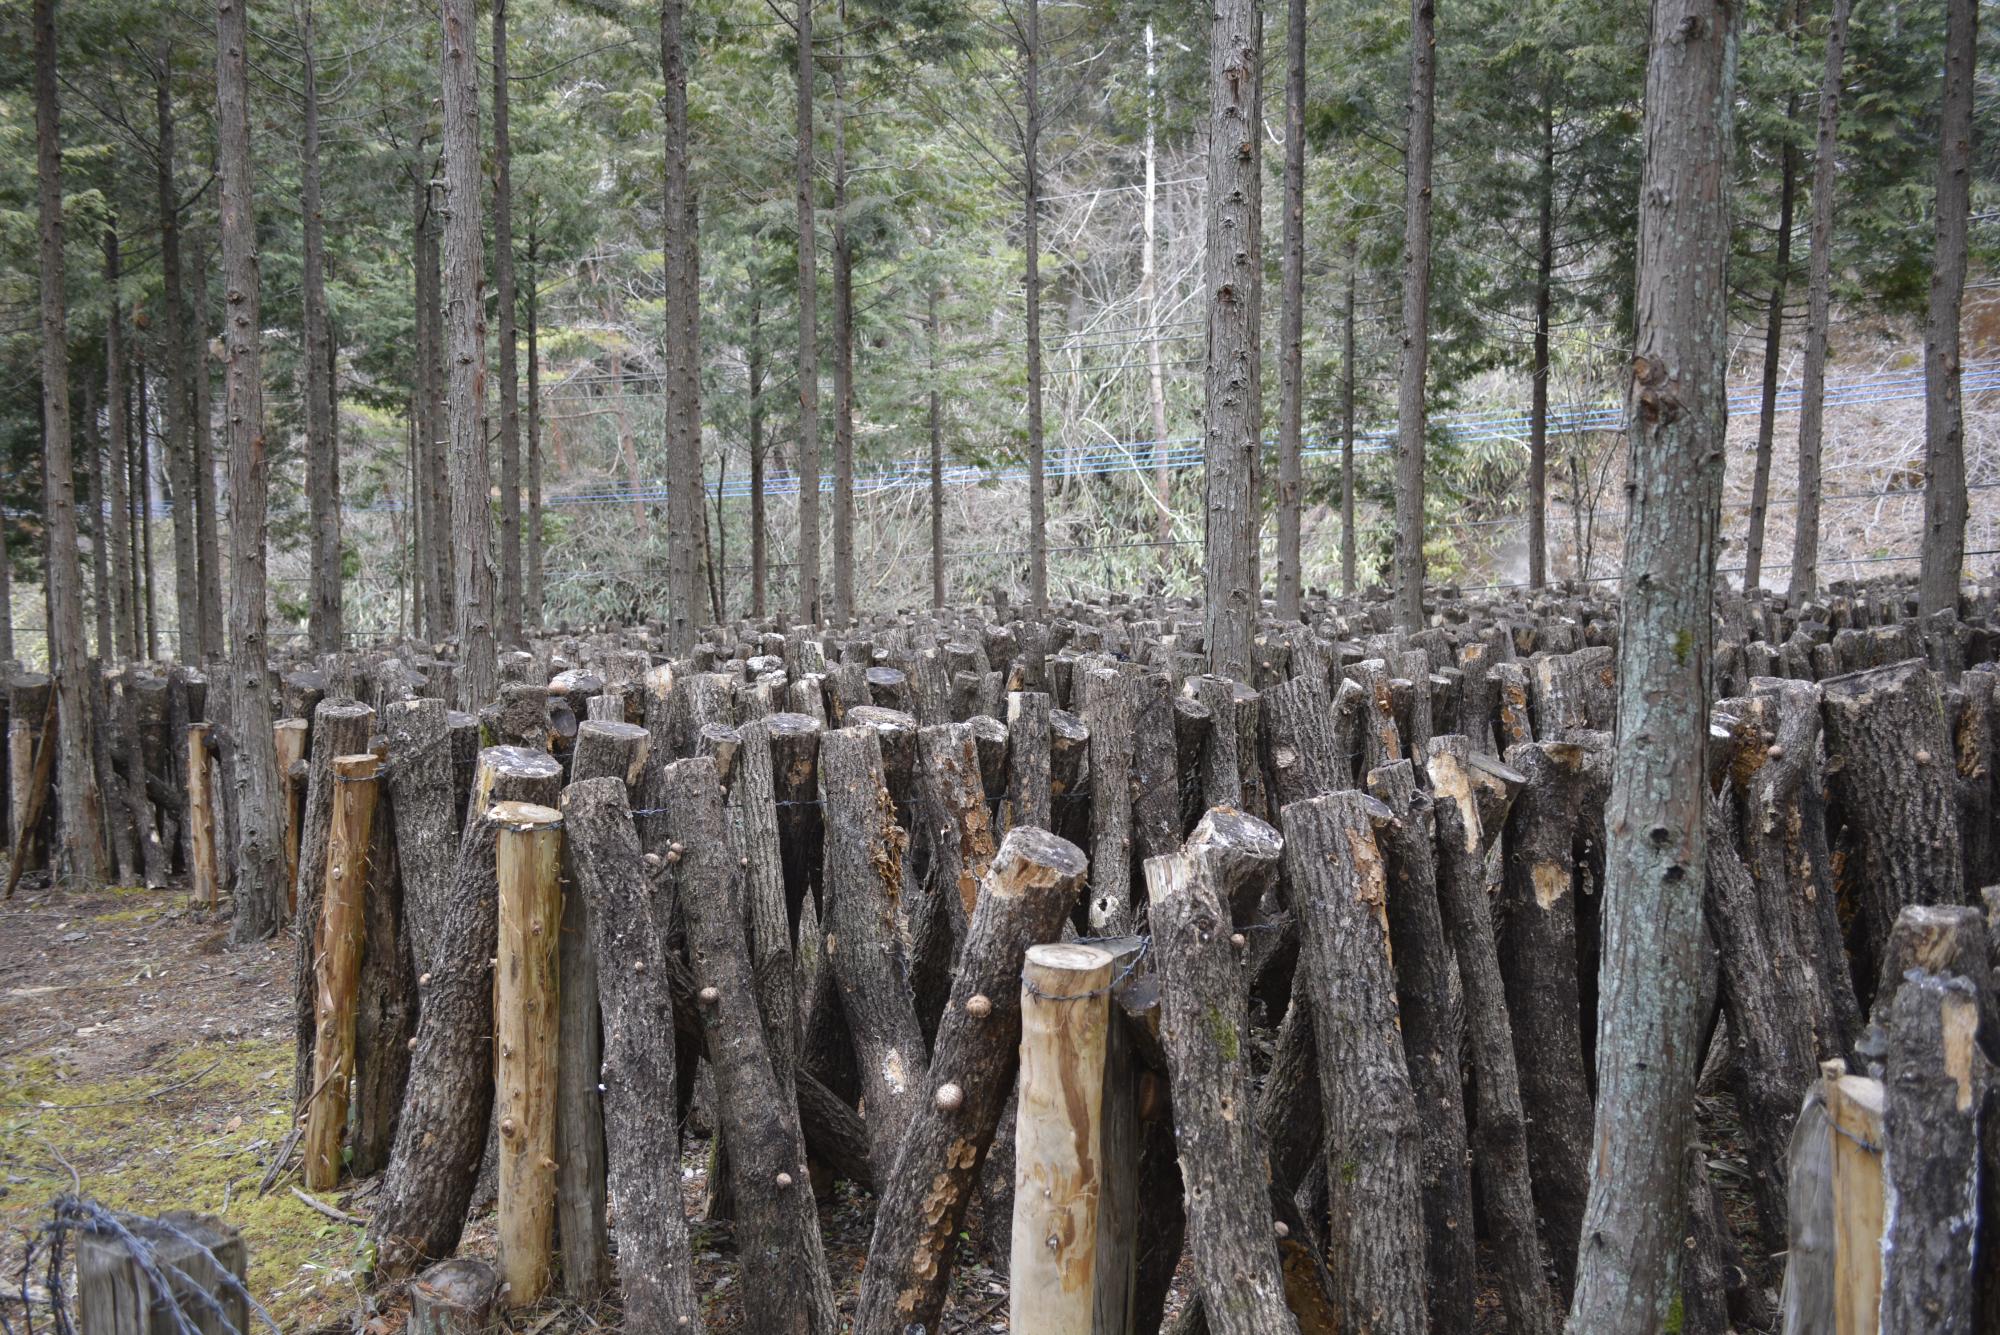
xmin=26 ymin=571 xmax=1999 ymax=1334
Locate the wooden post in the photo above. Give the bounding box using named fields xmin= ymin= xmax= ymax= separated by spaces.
xmin=302 ymin=752 xmax=381 ymax=1191
xmin=77 ymin=1211 xmax=247 ymax=1335
xmin=274 ymin=717 xmax=307 ymax=916
xmin=186 ymin=722 xmax=217 ymax=909
xmin=1821 ymin=1058 xmax=1885 ymax=1335
xmin=493 ymin=799 xmax=562 ymax=1307
xmin=1011 ymin=942 xmax=1112 ymax=1335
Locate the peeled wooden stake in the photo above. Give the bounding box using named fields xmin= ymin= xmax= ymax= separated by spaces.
xmin=274 ymin=718 xmax=308 ymax=916
xmin=186 ymin=722 xmax=218 ymax=909
xmin=493 ymin=800 xmax=563 ymax=1308
xmin=302 ymin=753 xmax=381 ymax=1191
xmin=1011 ymin=942 xmax=1112 ymax=1335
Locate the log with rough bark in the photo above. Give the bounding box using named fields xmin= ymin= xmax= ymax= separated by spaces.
xmin=1879 ymin=970 xmax=1991 ymax=1333
xmin=408 ymin=1259 xmax=498 ymax=1335
xmin=291 ymin=700 xmax=376 ymax=1108
xmin=819 ymin=725 xmax=925 ymax=1170
xmin=1278 ymin=789 xmax=1427 ymax=1334
xmin=853 ymin=827 xmax=1088 ymax=1335
xmin=1365 ymin=759 xmax=1473 ymax=1333
xmin=303 ymin=753 xmax=380 ymax=1192
xmin=1820 ymin=658 xmax=1963 ymax=994
xmin=1082 ymin=666 xmax=1137 ymax=935
xmin=494 ymin=801 xmax=562 ymax=1307
xmin=1499 ymin=736 xmax=1600 ymax=1291
xmin=570 ymin=718 xmax=649 ymax=788
xmin=1425 ymin=737 xmax=1557 ymax=1335
xmin=370 ymin=748 xmax=561 ymax=1276
xmin=1130 ymin=670 xmax=1183 ymax=866
xmin=1188 ymin=674 xmax=1244 ymax=811
xmin=382 ymin=699 xmax=456 ymax=975
xmin=733 ymin=719 xmax=801 ymax=1094
xmin=1260 ymin=674 xmax=1344 ymax=810
xmin=1010 ymin=943 xmax=1117 ymax=1335
xmin=907 ymin=721 xmax=997 ymax=1037
xmin=663 ymin=756 xmax=839 ymax=1335
xmin=352 ymin=753 xmax=412 ymax=1179
xmin=1005 ymin=689 xmax=1052 ymax=832
xmin=768 ymin=710 xmax=823 ymax=932
xmin=562 ymin=778 xmax=703 ymax=1332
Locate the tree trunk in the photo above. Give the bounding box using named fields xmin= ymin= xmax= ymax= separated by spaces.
xmin=1023 ymin=0 xmax=1046 ymax=613
xmin=831 ymin=4 xmax=855 ymax=626
xmin=927 ymin=286 xmax=945 ymax=608
xmin=1274 ymin=0 xmax=1305 ymax=622
xmin=1564 ymin=0 xmax=1735 ymax=1322
xmin=215 ymin=0 xmax=284 ymax=936
xmin=1917 ymin=0 xmax=1976 ymax=617
xmin=301 ymin=0 xmax=341 ymax=655
xmin=31 ymin=0 xmax=109 ymax=888
xmin=795 ymin=0 xmax=820 ymax=625
xmin=562 ymin=778 xmax=704 ymax=1333
xmin=1745 ymin=44 xmax=1800 ymax=594
xmin=1785 ymin=0 xmax=1853 ymax=606
xmin=662 ymin=0 xmax=702 ymax=653
xmin=492 ymin=0 xmax=521 ymax=648
xmin=1390 ymin=0 xmax=1435 ymax=632
xmin=1145 ymin=23 xmax=1172 ymax=555
xmin=1529 ymin=85 xmax=1553 ymax=591
xmin=1340 ymin=242 xmax=1357 ymax=597
xmin=441 ymin=0 xmax=494 ymax=709
xmin=153 ymin=45 xmax=199 ymax=665
xmin=187 ymin=229 xmax=225 ymax=664
xmin=853 ymin=828 xmax=1086 ymax=1335
xmin=524 ymin=230 xmax=543 ymax=629
xmin=134 ymin=364 xmax=156 ymax=659
xmin=1201 ymin=0 xmax=1261 ymax=679
xmin=290 ymin=700 xmax=376 ymax=1108
xmin=88 ymin=388 xmax=114 ymax=661
xmin=750 ymin=280 xmax=768 ymax=618
xmin=103 ymin=232 xmax=137 ymax=662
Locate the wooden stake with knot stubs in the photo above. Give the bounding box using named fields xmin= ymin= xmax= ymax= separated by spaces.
xmin=493 ymin=800 xmax=562 ymax=1307
xmin=302 ymin=752 xmax=381 ymax=1192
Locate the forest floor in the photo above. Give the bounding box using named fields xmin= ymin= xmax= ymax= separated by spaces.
xmin=0 ymin=876 xmax=1051 ymax=1333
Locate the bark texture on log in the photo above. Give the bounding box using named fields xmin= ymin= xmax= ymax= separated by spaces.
xmin=291 ymin=701 xmax=376 ymax=1108
xmin=854 ymin=827 xmax=1087 ymax=1335
xmin=562 ymin=778 xmax=704 ymax=1332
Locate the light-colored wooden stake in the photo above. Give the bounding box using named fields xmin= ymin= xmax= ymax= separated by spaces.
xmin=302 ymin=753 xmax=381 ymax=1191
xmin=274 ymin=717 xmax=308 ymax=917
xmin=1822 ymin=1058 xmax=1885 ymax=1335
xmin=186 ymin=722 xmax=218 ymax=909
xmin=1011 ymin=942 xmax=1112 ymax=1335
xmin=494 ymin=799 xmax=563 ymax=1307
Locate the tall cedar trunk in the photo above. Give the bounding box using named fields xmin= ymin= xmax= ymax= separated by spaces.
xmin=1529 ymin=84 xmax=1553 ymax=590
xmin=1145 ymin=24 xmax=1171 ymax=553
xmin=525 ymin=230 xmax=543 ymax=628
xmin=1023 ymin=0 xmax=1046 ymax=613
xmin=410 ymin=186 xmax=433 ymax=639
xmin=927 ymin=285 xmax=945 ymax=607
xmin=0 ymin=508 xmax=12 ymax=665
xmin=154 ymin=45 xmax=200 ymax=664
xmin=89 ymin=386 xmax=112 ymax=659
xmin=424 ymin=188 xmax=453 ymax=637
xmin=414 ymin=183 xmax=448 ymax=641
xmin=188 ymin=229 xmax=225 ymax=663
xmin=750 ymin=280 xmax=767 ymax=617
xmin=1390 ymin=0 xmax=1435 ymax=632
xmin=492 ymin=0 xmax=522 ymax=647
xmin=1917 ymin=0 xmax=1976 ymax=616
xmin=1786 ymin=0 xmax=1853 ymax=605
xmin=795 ymin=0 xmax=821 ymax=626
xmin=831 ymin=3 xmax=854 ymax=626
xmin=215 ymin=0 xmax=285 ymax=938
xmin=301 ymin=0 xmax=341 ymax=655
xmin=1274 ymin=0 xmax=1305 ymax=622
xmin=662 ymin=0 xmax=702 ymax=653
xmin=136 ymin=358 xmax=156 ymax=658
xmin=1744 ymin=28 xmax=1800 ymax=594
xmin=104 ymin=230 xmax=137 ymax=662
xmin=441 ymin=0 xmax=496 ymax=709
xmin=1201 ymin=0 xmax=1260 ymax=679
xmin=1564 ymin=0 xmax=1735 ymax=1325
xmin=34 ymin=0 xmax=109 ymax=888
xmin=1341 ymin=244 xmax=1356 ymax=595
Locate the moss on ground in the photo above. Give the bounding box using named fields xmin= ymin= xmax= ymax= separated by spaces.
xmin=1 ymin=1037 xmax=369 ymax=1329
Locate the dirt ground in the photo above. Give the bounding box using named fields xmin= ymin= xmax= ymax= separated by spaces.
xmin=0 ymin=877 xmax=1025 ymax=1335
